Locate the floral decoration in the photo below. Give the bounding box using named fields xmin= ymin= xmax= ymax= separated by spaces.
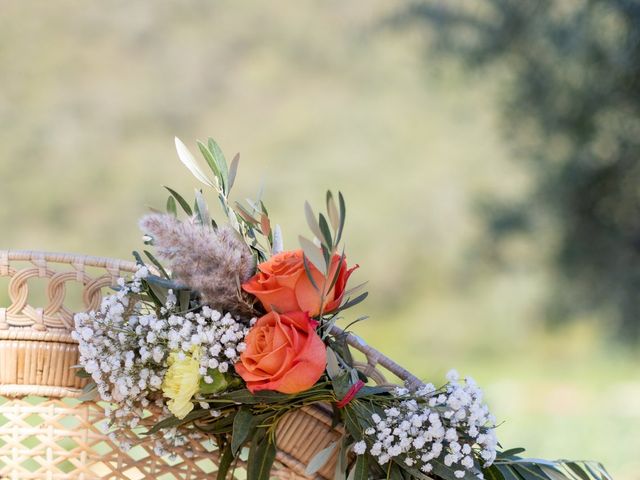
xmin=72 ymin=136 xmax=610 ymax=480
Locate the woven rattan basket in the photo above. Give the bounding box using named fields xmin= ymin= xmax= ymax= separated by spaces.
xmin=0 ymin=250 xmax=421 ymax=479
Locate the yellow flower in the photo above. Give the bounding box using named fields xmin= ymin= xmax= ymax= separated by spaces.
xmin=162 ymin=349 xmax=201 ymax=419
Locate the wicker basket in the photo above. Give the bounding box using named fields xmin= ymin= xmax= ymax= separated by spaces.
xmin=0 ymin=250 xmax=421 ymax=479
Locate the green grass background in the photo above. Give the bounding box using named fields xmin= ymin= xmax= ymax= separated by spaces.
xmin=0 ymin=1 xmax=638 ymax=478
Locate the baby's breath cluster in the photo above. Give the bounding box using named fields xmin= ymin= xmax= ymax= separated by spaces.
xmin=72 ymin=267 xmax=250 ymax=455
xmin=353 ymin=370 xmax=498 ymax=479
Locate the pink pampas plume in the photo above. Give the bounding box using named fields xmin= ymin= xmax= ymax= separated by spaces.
xmin=139 ymin=213 xmax=257 ymax=318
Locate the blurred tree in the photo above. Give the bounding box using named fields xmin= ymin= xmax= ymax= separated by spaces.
xmin=400 ymin=0 xmax=640 ymax=339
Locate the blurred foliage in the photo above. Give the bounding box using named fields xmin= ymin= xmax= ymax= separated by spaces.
xmin=399 ymin=0 xmax=640 ymax=340
xmin=0 ymin=1 xmax=638 ymax=478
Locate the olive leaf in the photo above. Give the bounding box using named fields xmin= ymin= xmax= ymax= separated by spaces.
xmin=175 ymin=137 xmax=214 ymax=187
xmin=299 ymin=235 xmax=327 ymax=275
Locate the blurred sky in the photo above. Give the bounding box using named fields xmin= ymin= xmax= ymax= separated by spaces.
xmin=1 ymin=2 xmax=638 ymax=479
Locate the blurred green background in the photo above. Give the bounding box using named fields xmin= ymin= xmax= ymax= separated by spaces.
xmin=1 ymin=1 xmax=638 ymax=478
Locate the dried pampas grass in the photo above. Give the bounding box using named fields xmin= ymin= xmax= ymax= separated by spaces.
xmin=139 ymin=213 xmax=257 ymax=318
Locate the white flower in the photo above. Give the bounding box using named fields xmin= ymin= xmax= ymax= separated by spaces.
xmin=352 ymin=441 xmax=367 ymax=455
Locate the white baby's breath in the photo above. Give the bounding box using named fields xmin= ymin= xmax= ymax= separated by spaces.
xmin=354 ymin=376 xmax=498 ymax=479
xmin=72 ymin=267 xmax=251 ymax=453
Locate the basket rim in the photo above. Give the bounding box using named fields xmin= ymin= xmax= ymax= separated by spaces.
xmin=0 ymin=249 xmax=423 ymax=388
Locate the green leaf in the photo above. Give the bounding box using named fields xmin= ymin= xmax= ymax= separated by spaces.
xmin=336 ymin=191 xmax=347 ymax=245
xmin=304 ymin=201 xmax=325 ymax=241
xmin=146 ymin=408 xmax=209 ymax=435
xmin=318 ymin=213 xmax=333 ymax=249
xmin=200 ymin=369 xmax=232 ymax=394
xmin=231 ymin=407 xmax=254 ymax=455
xmin=75 ymin=368 xmax=91 ymax=379
xmin=339 ymin=405 xmax=362 ymax=441
xmin=497 ymin=465 xmax=524 ymax=480
xmin=302 ymin=254 xmax=321 ymax=292
xmin=208 ymin=138 xmax=229 ymax=191
xmin=166 ymin=196 xmax=177 ymax=216
xmin=78 ymin=382 xmax=98 ymax=402
xmin=305 ymin=441 xmax=337 ymax=475
xmin=216 ymin=443 xmax=234 ymax=480
xmin=179 ymin=289 xmax=191 ymax=312
xmin=539 ymin=465 xmax=573 ymax=480
xmin=484 ymin=465 xmax=506 ymax=480
xmin=515 ymin=464 xmax=550 ymax=480
xmin=565 ymin=463 xmax=591 ymax=480
xmin=197 ymin=141 xmax=224 ymax=191
xmin=147 ymin=281 xmax=168 ymax=306
xmin=340 ymin=292 xmax=369 ymax=311
xmin=326 ymin=191 xmax=340 ymax=231
xmin=228 ymin=153 xmax=240 ymax=193
xmin=352 ymin=453 xmax=368 ymax=480
xmin=143 ymin=250 xmax=170 ymax=279
xmin=499 ymin=448 xmax=527 ymax=458
xmin=334 ymin=437 xmax=350 ymax=480
xmin=145 ymin=274 xmax=183 ymax=290
xmin=164 ymin=186 xmax=193 ymax=216
xmin=175 ymin=137 xmax=214 ymax=187
xmin=326 ymin=347 xmax=343 ymax=380
xmin=247 ymin=432 xmax=276 ymax=480
xmin=194 ymin=189 xmax=212 ymax=230
xmin=197 ymin=412 xmax=236 ymax=432
xmin=219 ymin=388 xmax=292 ymax=405
xmin=299 ymin=235 xmax=327 ymax=275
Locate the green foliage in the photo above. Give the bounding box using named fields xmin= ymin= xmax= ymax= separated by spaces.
xmin=402 ymin=0 xmax=640 ymax=340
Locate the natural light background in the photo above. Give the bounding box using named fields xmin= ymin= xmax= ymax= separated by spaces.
xmin=1 ymin=2 xmax=638 ymax=479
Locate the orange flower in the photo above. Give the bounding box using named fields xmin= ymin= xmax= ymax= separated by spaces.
xmin=242 ymin=249 xmax=357 ymax=316
xmin=234 ymin=311 xmax=326 ymax=393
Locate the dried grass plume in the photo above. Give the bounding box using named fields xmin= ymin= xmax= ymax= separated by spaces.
xmin=139 ymin=213 xmax=257 ymax=318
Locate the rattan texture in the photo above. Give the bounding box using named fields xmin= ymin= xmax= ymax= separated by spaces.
xmin=0 ymin=250 xmax=420 ymax=479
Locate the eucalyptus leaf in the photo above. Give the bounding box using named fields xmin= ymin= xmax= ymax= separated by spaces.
xmin=231 ymin=407 xmax=254 ymax=455
xmin=247 ymin=432 xmax=276 ymax=480
xmin=334 ymin=436 xmax=350 ymax=480
xmin=305 ymin=441 xmax=337 ymax=475
xmin=352 ymin=453 xmax=368 ymax=480
xmin=216 ymin=443 xmax=234 ymax=480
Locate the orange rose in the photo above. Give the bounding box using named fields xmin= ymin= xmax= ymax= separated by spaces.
xmin=235 ymin=310 xmax=326 ymax=393
xmin=242 ymin=249 xmax=357 ymax=316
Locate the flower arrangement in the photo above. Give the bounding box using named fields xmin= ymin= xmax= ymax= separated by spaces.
xmin=73 ymin=137 xmax=610 ymax=480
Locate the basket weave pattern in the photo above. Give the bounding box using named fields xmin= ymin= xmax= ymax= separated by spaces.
xmin=0 ymin=250 xmax=419 ymax=479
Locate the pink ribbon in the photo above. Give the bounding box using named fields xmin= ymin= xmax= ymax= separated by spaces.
xmin=336 ymin=380 xmax=365 ymax=409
